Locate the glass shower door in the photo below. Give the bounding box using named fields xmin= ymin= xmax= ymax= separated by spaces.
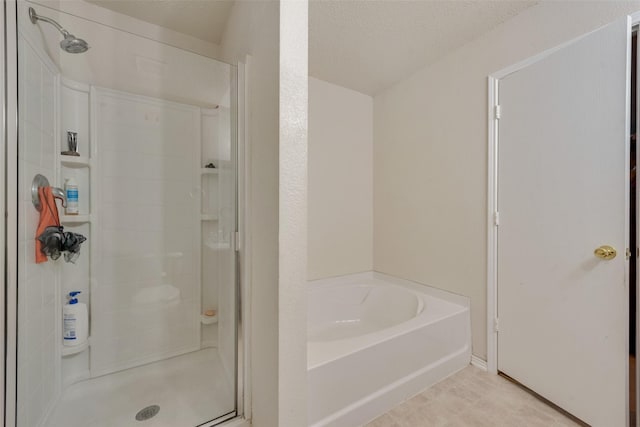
xmin=13 ymin=1 xmax=238 ymax=426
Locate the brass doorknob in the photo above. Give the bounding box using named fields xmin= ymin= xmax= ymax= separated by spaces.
xmin=594 ymin=245 xmax=617 ymax=260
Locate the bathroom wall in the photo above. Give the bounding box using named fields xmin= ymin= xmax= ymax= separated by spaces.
xmin=25 ymin=0 xmax=227 ymax=108
xmin=220 ymin=2 xmax=281 ymax=425
xmin=308 ymin=77 xmax=373 ymax=280
xmin=373 ymin=0 xmax=640 ymax=360
xmin=278 ymin=2 xmax=308 ymax=425
xmin=220 ymin=1 xmax=308 ymax=426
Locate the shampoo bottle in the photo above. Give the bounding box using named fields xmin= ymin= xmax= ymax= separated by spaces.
xmin=63 ymin=291 xmax=88 ymax=347
xmin=64 ymin=177 xmax=79 ymax=215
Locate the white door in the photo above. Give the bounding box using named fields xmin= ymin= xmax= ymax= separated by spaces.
xmin=497 ymin=17 xmax=631 ymax=427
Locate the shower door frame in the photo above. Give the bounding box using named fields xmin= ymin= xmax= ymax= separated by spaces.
xmin=0 ymin=0 xmax=5 ymax=421
xmin=237 ymin=57 xmax=252 ymax=423
xmin=0 ymin=0 xmax=251 ymax=425
xmin=4 ymin=0 xmax=19 ymax=424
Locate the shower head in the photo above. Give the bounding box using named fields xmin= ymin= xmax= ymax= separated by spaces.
xmin=60 ymin=34 xmax=90 ymax=54
xmin=28 ymin=7 xmax=89 ymax=54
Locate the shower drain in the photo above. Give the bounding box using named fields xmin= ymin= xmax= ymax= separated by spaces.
xmin=135 ymin=405 xmax=160 ymax=421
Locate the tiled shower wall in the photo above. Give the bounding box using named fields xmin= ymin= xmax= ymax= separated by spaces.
xmin=17 ymin=35 xmax=60 ymax=427
xmin=90 ymin=89 xmax=202 ymax=376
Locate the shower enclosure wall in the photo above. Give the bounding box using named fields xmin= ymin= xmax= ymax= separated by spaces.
xmin=7 ymin=1 xmax=241 ymax=426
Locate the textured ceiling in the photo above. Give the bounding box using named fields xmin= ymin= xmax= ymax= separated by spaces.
xmin=85 ymin=0 xmax=234 ymax=45
xmin=309 ymin=0 xmax=538 ymax=95
xmin=84 ymin=0 xmax=537 ymax=96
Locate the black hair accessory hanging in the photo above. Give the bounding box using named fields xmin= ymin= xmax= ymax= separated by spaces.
xmin=37 ymin=225 xmax=87 ymax=263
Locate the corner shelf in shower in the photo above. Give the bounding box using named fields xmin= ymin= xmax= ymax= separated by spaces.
xmin=201 ymin=214 xmax=218 ymax=221
xmin=57 ymin=77 xmax=95 ymax=387
xmin=61 ymin=340 xmax=89 ymax=357
xmin=204 ymin=242 xmax=230 ymax=251
xmin=60 ymin=214 xmax=91 ymax=224
xmin=201 ymin=313 xmax=218 ymax=325
xmin=61 ymin=156 xmax=91 ymax=168
xmin=201 ymin=168 xmax=219 ymax=175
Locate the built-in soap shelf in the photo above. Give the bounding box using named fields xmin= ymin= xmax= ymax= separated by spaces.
xmin=61 ymin=340 xmax=89 ymax=357
xmin=60 ymin=214 xmax=91 ymax=224
xmin=201 ymin=313 xmax=218 ymax=325
xmin=200 ymin=165 xmax=218 ymax=221
xmin=204 ymin=241 xmax=230 ymax=251
xmin=60 ymin=156 xmax=91 ymax=168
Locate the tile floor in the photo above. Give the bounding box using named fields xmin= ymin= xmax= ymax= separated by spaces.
xmin=365 ymin=366 xmax=582 ymax=427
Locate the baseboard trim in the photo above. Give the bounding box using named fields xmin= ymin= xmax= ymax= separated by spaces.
xmin=471 ymin=355 xmax=488 ymax=371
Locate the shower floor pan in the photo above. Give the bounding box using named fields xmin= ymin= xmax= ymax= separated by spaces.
xmin=45 ymin=348 xmax=235 ymax=427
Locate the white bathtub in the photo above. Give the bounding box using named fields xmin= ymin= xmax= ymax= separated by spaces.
xmin=307 ymin=272 xmax=471 ymax=427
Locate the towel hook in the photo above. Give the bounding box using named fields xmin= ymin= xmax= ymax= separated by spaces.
xmin=32 ymin=174 xmax=67 ymax=211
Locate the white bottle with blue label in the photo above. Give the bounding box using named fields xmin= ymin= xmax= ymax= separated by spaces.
xmin=63 ymin=291 xmax=88 ymax=347
xmin=64 ymin=177 xmax=79 ymax=215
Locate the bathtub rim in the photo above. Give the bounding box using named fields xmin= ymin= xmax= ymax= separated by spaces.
xmin=308 ymin=271 xmax=470 ymax=307
xmin=307 ymin=271 xmax=470 ymax=369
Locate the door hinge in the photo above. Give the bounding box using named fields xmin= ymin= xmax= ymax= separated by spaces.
xmin=493 ymin=211 xmax=500 ymax=226
xmin=626 ymin=247 xmax=631 ymax=260
xmin=493 ymin=318 xmax=499 ymax=332
xmin=494 ymin=105 xmax=502 ymax=120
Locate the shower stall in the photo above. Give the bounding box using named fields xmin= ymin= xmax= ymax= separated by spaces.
xmin=4 ymin=1 xmax=244 ymax=426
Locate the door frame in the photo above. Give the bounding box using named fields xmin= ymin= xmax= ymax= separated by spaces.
xmin=0 ymin=0 xmax=252 ymax=425
xmin=3 ymin=0 xmax=19 ymax=424
xmin=486 ymin=11 xmax=639 ymax=417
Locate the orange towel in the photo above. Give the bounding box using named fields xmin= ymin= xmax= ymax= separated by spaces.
xmin=35 ymin=187 xmax=61 ymax=264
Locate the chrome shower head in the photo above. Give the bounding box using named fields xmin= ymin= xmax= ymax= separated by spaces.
xmin=60 ymin=33 xmax=89 ymax=54
xmin=28 ymin=7 xmax=89 ymax=54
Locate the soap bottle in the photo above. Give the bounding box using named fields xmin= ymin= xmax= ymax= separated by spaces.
xmin=63 ymin=291 xmax=88 ymax=347
xmin=64 ymin=177 xmax=79 ymax=215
